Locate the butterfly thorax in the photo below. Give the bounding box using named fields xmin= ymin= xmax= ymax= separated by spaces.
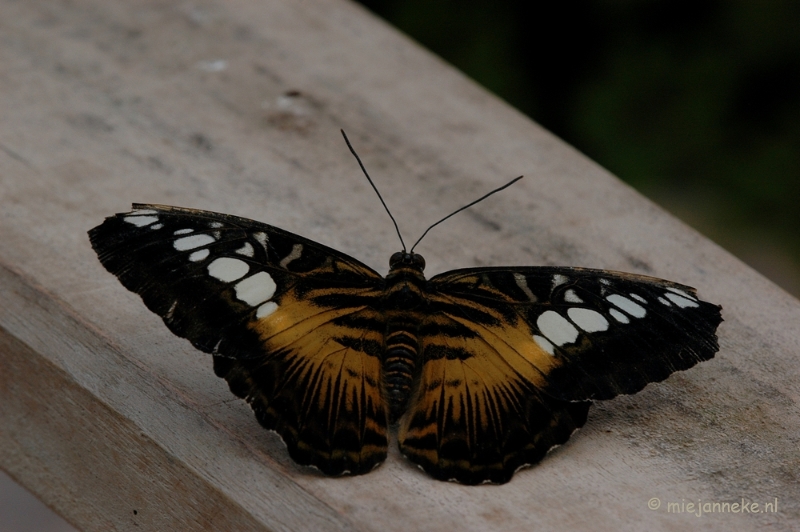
xmin=382 ymin=252 xmax=427 ymax=423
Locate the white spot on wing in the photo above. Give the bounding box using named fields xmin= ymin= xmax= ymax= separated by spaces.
xmin=513 ymin=273 xmax=537 ymax=302
xmin=131 ymin=209 xmax=157 ymax=215
xmin=666 ymin=286 xmax=697 ymax=300
xmin=150 ymin=223 xmax=164 ymax=230
xmin=606 ymin=294 xmax=647 ymax=318
xmin=533 ymin=335 xmax=555 ymax=355
xmin=256 ymin=301 xmax=278 ymax=318
xmin=208 ymin=257 xmax=249 ymax=282
xmin=209 ymin=222 xmax=224 ymax=229
xmin=166 ymin=300 xmax=178 ymax=320
xmin=280 ymin=244 xmax=303 ymax=269
xmin=599 ymin=278 xmax=611 ymax=286
xmin=658 ymin=296 xmax=672 ymax=306
xmin=235 ymin=272 xmax=276 ymax=306
xmin=609 ymin=308 xmax=629 ymax=323
xmin=189 ymin=249 xmax=210 ymax=262
xmin=236 ymin=242 xmax=255 ymax=257
xmin=564 ymin=289 xmax=583 ymax=303
xmin=567 ymin=308 xmax=609 ymax=332
xmin=551 ymin=274 xmax=568 ymax=289
xmin=174 ymin=228 xmax=194 ymax=235
xmin=537 ymin=311 xmax=579 ymax=346
xmin=174 ymin=234 xmax=215 ymax=251
xmin=253 ymin=232 xmax=268 ymax=251
xmin=629 ymin=293 xmax=647 ymax=304
xmin=124 ymin=215 xmax=158 ymax=227
xmin=665 ymin=292 xmax=699 ymax=308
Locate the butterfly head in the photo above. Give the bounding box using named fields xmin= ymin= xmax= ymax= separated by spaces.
xmin=390 ymin=251 xmax=426 ymax=272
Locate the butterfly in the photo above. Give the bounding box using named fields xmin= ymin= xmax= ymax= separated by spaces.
xmin=88 ymin=134 xmax=722 ymax=485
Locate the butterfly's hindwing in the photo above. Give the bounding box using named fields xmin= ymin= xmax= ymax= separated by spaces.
xmin=398 ymin=304 xmax=591 ymax=484
xmin=89 ymin=204 xmax=390 ymax=475
xmin=213 ymin=301 xmax=388 ymax=475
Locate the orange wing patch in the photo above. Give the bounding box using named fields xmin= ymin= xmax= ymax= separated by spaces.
xmin=398 ymin=296 xmax=589 ymax=484
xmin=215 ymin=286 xmax=389 ymax=476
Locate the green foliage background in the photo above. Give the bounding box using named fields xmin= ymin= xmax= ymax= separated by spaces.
xmin=356 ymin=0 xmax=800 ymax=296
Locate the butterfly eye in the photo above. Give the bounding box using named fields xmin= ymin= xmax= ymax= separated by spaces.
xmin=389 ymin=252 xmax=405 ymax=268
xmin=411 ymin=253 xmax=425 ymax=271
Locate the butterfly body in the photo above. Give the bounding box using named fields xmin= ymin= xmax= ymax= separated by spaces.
xmin=90 ymin=204 xmax=722 ymax=484
xmin=381 ymin=252 xmax=427 ymax=421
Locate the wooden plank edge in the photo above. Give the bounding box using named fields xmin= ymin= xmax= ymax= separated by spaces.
xmin=0 ymin=261 xmax=354 ymax=532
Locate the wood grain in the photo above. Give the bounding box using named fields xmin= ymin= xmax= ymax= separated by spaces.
xmin=1 ymin=0 xmax=798 ymax=530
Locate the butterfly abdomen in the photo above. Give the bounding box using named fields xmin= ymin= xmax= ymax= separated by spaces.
xmin=382 ymin=262 xmax=428 ymax=423
xmin=383 ymin=317 xmax=420 ymax=423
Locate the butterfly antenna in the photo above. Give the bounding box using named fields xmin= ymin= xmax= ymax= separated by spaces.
xmin=410 ymin=175 xmax=524 ymax=253
xmin=341 ymin=129 xmax=407 ymax=252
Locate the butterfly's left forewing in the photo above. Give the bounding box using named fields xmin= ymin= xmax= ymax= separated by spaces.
xmin=399 ymin=266 xmax=721 ymax=484
xmin=90 ymin=204 xmax=389 ymax=475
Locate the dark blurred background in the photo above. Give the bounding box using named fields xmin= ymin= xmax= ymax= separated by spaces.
xmin=356 ymin=0 xmax=800 ymax=297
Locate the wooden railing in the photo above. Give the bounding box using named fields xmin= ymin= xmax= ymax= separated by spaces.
xmin=1 ymin=0 xmax=798 ymax=530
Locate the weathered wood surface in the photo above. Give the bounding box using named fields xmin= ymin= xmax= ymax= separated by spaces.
xmin=1 ymin=0 xmax=798 ymax=530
